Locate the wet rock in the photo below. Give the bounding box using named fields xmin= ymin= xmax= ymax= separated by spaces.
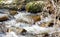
xmin=9 ymin=10 xmax=18 ymax=15
xmin=16 ymin=5 xmax=25 ymax=11
xmin=14 ymin=22 xmax=31 ymax=27
xmin=14 ymin=13 xmax=41 ymax=24
xmin=4 ymin=31 xmax=18 ymax=37
xmin=7 ymin=27 xmax=27 ymax=35
xmin=23 ymin=25 xmax=57 ymax=35
xmin=40 ymin=21 xmax=54 ymax=27
xmin=36 ymin=16 xmax=53 ymax=27
xmin=40 ymin=23 xmax=50 ymax=27
xmin=0 ymin=9 xmax=9 ymax=14
xmin=43 ymin=33 xmax=49 ymax=37
xmin=51 ymin=31 xmax=60 ymax=37
xmin=0 ymin=14 xmax=9 ymax=22
xmin=56 ymin=13 xmax=60 ymax=20
xmin=21 ymin=29 xmax=27 ymax=35
xmin=53 ymin=20 xmax=60 ymax=28
xmin=0 ymin=0 xmax=26 ymax=11
xmin=0 ymin=23 xmax=7 ymax=33
xmin=4 ymin=19 xmax=17 ymax=26
xmin=48 ymin=22 xmax=54 ymax=27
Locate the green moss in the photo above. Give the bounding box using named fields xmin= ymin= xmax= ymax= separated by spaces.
xmin=0 ymin=0 xmax=2 ymax=1
xmin=26 ymin=1 xmax=45 ymax=13
xmin=25 ymin=0 xmax=35 ymax=3
xmin=0 ymin=0 xmax=2 ymax=3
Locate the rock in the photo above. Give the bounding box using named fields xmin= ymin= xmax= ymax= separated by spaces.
xmin=0 ymin=9 xmax=9 ymax=14
xmin=0 ymin=14 xmax=9 ymax=21
xmin=14 ymin=22 xmax=31 ymax=27
xmin=40 ymin=23 xmax=50 ymax=27
xmin=51 ymin=31 xmax=60 ymax=37
xmin=36 ymin=16 xmax=53 ymax=27
xmin=43 ymin=33 xmax=49 ymax=37
xmin=40 ymin=22 xmax=54 ymax=27
xmin=5 ymin=31 xmax=18 ymax=37
xmin=16 ymin=5 xmax=25 ymax=11
xmin=9 ymin=10 xmax=18 ymax=15
xmin=28 ymin=15 xmax=41 ymax=23
xmin=0 ymin=0 xmax=24 ymax=4
xmin=0 ymin=0 xmax=25 ymax=11
xmin=14 ymin=13 xmax=41 ymax=24
xmin=7 ymin=27 xmax=27 ymax=35
xmin=23 ymin=25 xmax=56 ymax=35
xmin=0 ymin=23 xmax=7 ymax=33
xmin=53 ymin=20 xmax=60 ymax=28
xmin=0 ymin=0 xmax=13 ymax=4
xmin=4 ymin=19 xmax=17 ymax=26
xmin=25 ymin=1 xmax=45 ymax=13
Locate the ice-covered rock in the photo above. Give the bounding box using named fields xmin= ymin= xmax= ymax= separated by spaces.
xmin=4 ymin=19 xmax=17 ymax=27
xmin=0 ymin=34 xmax=5 ymax=37
xmin=0 ymin=9 xmax=9 ymax=14
xmin=14 ymin=13 xmax=34 ymax=24
xmin=4 ymin=31 xmax=18 ymax=37
xmin=23 ymin=25 xmax=56 ymax=34
xmin=15 ymin=23 xmax=31 ymax=27
xmin=14 ymin=13 xmax=40 ymax=24
xmin=35 ymin=16 xmax=53 ymax=26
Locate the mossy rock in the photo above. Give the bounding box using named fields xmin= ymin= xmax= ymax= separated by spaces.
xmin=26 ymin=1 xmax=45 ymax=13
